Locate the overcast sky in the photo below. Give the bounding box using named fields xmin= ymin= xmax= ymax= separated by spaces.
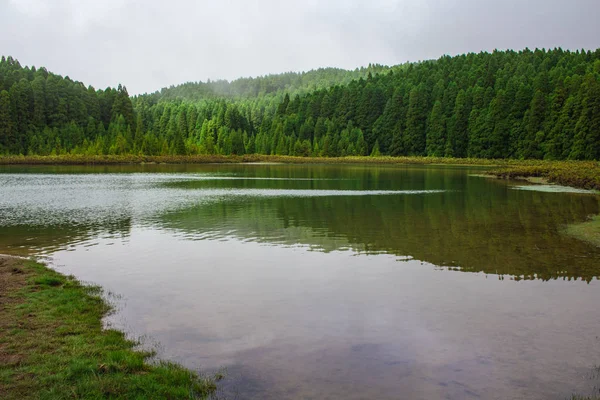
xmin=1 ymin=0 xmax=599 ymax=94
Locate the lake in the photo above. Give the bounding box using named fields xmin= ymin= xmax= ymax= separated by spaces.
xmin=1 ymin=163 xmax=600 ymax=399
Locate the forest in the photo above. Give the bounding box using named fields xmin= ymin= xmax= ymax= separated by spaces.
xmin=0 ymin=48 xmax=599 ymax=160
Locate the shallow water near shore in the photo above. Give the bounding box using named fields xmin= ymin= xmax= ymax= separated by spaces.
xmin=1 ymin=163 xmax=600 ymax=399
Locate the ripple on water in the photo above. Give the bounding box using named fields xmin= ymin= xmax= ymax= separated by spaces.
xmin=0 ymin=173 xmax=446 ymax=227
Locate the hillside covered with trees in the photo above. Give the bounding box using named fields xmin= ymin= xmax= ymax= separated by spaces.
xmin=145 ymin=64 xmax=396 ymax=102
xmin=1 ymin=48 xmax=599 ymax=160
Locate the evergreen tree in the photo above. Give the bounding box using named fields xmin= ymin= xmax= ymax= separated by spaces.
xmin=404 ymin=85 xmax=428 ymax=156
xmin=0 ymin=90 xmax=14 ymax=153
xmin=570 ymin=75 xmax=600 ymax=159
xmin=445 ymin=89 xmax=470 ymax=157
xmin=426 ymin=100 xmax=445 ymax=156
xmin=1 ymin=49 xmax=600 ymax=160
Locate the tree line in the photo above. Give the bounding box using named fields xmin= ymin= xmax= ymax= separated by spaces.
xmin=1 ymin=48 xmax=599 ymax=160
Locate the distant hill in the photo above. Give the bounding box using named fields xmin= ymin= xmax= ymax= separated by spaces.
xmin=1 ymin=48 xmax=599 ymax=160
xmin=139 ymin=64 xmax=398 ymax=102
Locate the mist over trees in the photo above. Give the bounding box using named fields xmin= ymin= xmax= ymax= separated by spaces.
xmin=1 ymin=48 xmax=599 ymax=160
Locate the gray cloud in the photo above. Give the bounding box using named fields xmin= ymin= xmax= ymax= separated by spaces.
xmin=1 ymin=0 xmax=599 ymax=94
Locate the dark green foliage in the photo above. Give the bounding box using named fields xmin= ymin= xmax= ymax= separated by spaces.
xmin=0 ymin=56 xmax=134 ymax=156
xmin=1 ymin=49 xmax=600 ymax=160
xmin=426 ymin=100 xmax=445 ymax=156
xmin=0 ymin=153 xmax=599 ymax=191
xmin=404 ymin=85 xmax=428 ymax=156
xmin=0 ymin=90 xmax=14 ymax=153
xmin=445 ymin=89 xmax=469 ymax=157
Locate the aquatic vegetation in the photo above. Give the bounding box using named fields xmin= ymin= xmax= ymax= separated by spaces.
xmin=491 ymin=161 xmax=600 ymax=191
xmin=512 ymin=185 xmax=595 ymax=194
xmin=563 ymin=215 xmax=600 ymax=248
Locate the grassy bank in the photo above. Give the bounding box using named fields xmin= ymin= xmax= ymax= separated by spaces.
xmin=0 ymin=256 xmax=217 ymax=399
xmin=490 ymin=161 xmax=600 ymax=191
xmin=563 ymin=215 xmax=600 ymax=248
xmin=2 ymin=154 xmax=599 ymax=191
xmin=0 ymin=153 xmax=509 ymax=166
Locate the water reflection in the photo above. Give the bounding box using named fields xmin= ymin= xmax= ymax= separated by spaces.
xmin=1 ymin=164 xmax=599 ymax=281
xmin=159 ymin=186 xmax=600 ymax=281
xmin=2 ymin=164 xmax=600 ymax=400
xmin=50 ymin=234 xmax=600 ymax=400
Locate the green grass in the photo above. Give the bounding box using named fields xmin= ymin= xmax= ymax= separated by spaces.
xmin=1 ymin=154 xmax=599 ymax=190
xmin=489 ymin=161 xmax=600 ymax=191
xmin=0 ymin=153 xmax=508 ymax=166
xmin=563 ymin=215 xmax=600 ymax=248
xmin=0 ymin=259 xmax=218 ymax=399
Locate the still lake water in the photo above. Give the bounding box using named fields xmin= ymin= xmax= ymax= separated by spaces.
xmin=1 ymin=164 xmax=600 ymax=399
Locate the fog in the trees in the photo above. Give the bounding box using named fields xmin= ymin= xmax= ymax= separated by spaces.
xmin=1 ymin=0 xmax=599 ymax=94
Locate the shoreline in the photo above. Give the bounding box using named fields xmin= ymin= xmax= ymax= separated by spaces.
xmin=562 ymin=215 xmax=600 ymax=248
xmin=488 ymin=163 xmax=600 ymax=192
xmin=0 ymin=154 xmax=507 ymax=166
xmin=1 ymin=154 xmax=599 ymax=190
xmin=1 ymin=156 xmax=598 ymax=250
xmin=0 ymin=256 xmax=218 ymax=399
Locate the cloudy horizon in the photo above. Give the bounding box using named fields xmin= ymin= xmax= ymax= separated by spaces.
xmin=1 ymin=0 xmax=600 ymax=94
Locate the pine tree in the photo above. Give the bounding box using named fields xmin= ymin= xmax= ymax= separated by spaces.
xmin=0 ymin=90 xmax=14 ymax=153
xmin=404 ymin=85 xmax=428 ymax=156
xmin=570 ymin=75 xmax=600 ymax=159
xmin=426 ymin=100 xmax=445 ymax=156
xmin=231 ymin=129 xmax=245 ymax=155
xmin=521 ymin=90 xmax=546 ymax=159
xmin=111 ymin=84 xmax=135 ymax=129
xmin=1 ymin=50 xmax=600 ymax=160
xmin=445 ymin=89 xmax=470 ymax=158
xmin=389 ymin=130 xmax=404 ymax=156
xmin=370 ymin=140 xmax=381 ymax=157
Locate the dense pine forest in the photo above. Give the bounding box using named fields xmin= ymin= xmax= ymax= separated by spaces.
xmin=1 ymin=48 xmax=599 ymax=160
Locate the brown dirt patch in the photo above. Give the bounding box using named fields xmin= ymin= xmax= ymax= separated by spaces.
xmin=0 ymin=257 xmax=32 ymax=376
xmin=0 ymin=256 xmax=30 ymax=303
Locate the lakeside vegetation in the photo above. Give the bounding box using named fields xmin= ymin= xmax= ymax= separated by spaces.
xmin=3 ymin=162 xmax=597 ymax=282
xmin=1 ymin=153 xmax=599 ymax=191
xmin=1 ymin=46 xmax=600 ymax=400
xmin=0 ymin=153 xmax=507 ymax=165
xmin=1 ymin=48 xmax=600 ymax=162
xmin=0 ymin=256 xmax=217 ymax=399
xmin=489 ymin=160 xmax=600 ymax=191
xmin=564 ymin=215 xmax=600 ymax=248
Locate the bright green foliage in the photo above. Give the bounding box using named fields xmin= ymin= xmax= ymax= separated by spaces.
xmin=1 ymin=49 xmax=600 ymax=159
xmin=0 ymin=56 xmax=136 ymax=156
xmin=0 ymin=259 xmax=217 ymax=399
